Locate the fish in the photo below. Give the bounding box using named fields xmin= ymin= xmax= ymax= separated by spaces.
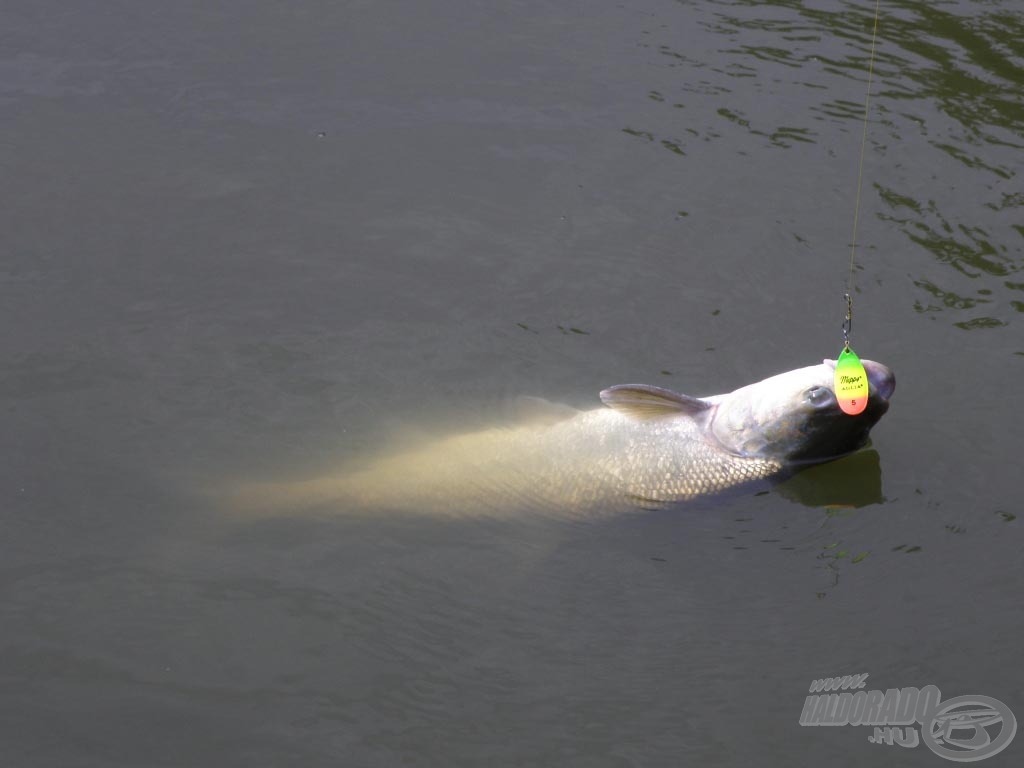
xmin=227 ymin=358 xmax=894 ymax=517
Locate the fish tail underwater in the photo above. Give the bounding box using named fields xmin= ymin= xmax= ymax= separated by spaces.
xmin=224 ymin=358 xmax=895 ymax=519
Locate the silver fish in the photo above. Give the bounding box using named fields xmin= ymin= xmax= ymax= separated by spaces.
xmin=229 ymin=359 xmax=894 ymax=516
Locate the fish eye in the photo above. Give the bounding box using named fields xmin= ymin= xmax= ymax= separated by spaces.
xmin=806 ymin=386 xmax=833 ymax=407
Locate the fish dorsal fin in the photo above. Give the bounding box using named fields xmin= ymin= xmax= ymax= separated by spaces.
xmin=599 ymin=384 xmax=713 ymax=420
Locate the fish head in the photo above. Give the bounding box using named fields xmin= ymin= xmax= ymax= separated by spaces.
xmin=709 ymin=359 xmax=895 ymax=464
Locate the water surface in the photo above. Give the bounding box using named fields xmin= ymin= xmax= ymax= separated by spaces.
xmin=2 ymin=0 xmax=1021 ymax=765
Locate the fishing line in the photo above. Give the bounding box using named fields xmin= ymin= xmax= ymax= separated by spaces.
xmin=834 ymin=0 xmax=883 ymax=417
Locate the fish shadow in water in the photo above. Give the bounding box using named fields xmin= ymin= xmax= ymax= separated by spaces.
xmin=773 ymin=447 xmax=883 ymax=509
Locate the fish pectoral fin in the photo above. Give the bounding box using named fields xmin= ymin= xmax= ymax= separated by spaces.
xmin=599 ymin=384 xmax=713 ymax=420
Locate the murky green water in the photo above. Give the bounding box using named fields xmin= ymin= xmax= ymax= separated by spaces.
xmin=2 ymin=0 xmax=1021 ymax=765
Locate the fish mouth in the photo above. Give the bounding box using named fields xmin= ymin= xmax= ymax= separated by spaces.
xmin=862 ymin=360 xmax=896 ymax=403
xmin=823 ymin=358 xmax=895 ymax=404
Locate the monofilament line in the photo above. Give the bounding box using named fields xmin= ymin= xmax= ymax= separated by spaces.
xmin=847 ymin=0 xmax=884 ymax=298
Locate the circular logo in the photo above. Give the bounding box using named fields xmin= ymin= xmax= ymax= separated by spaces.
xmin=921 ymin=695 xmax=1017 ymax=762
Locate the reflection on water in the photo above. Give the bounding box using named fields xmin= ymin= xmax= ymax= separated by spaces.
xmin=775 ymin=447 xmax=883 ymax=508
xmin=630 ymin=0 xmax=1023 ymax=335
